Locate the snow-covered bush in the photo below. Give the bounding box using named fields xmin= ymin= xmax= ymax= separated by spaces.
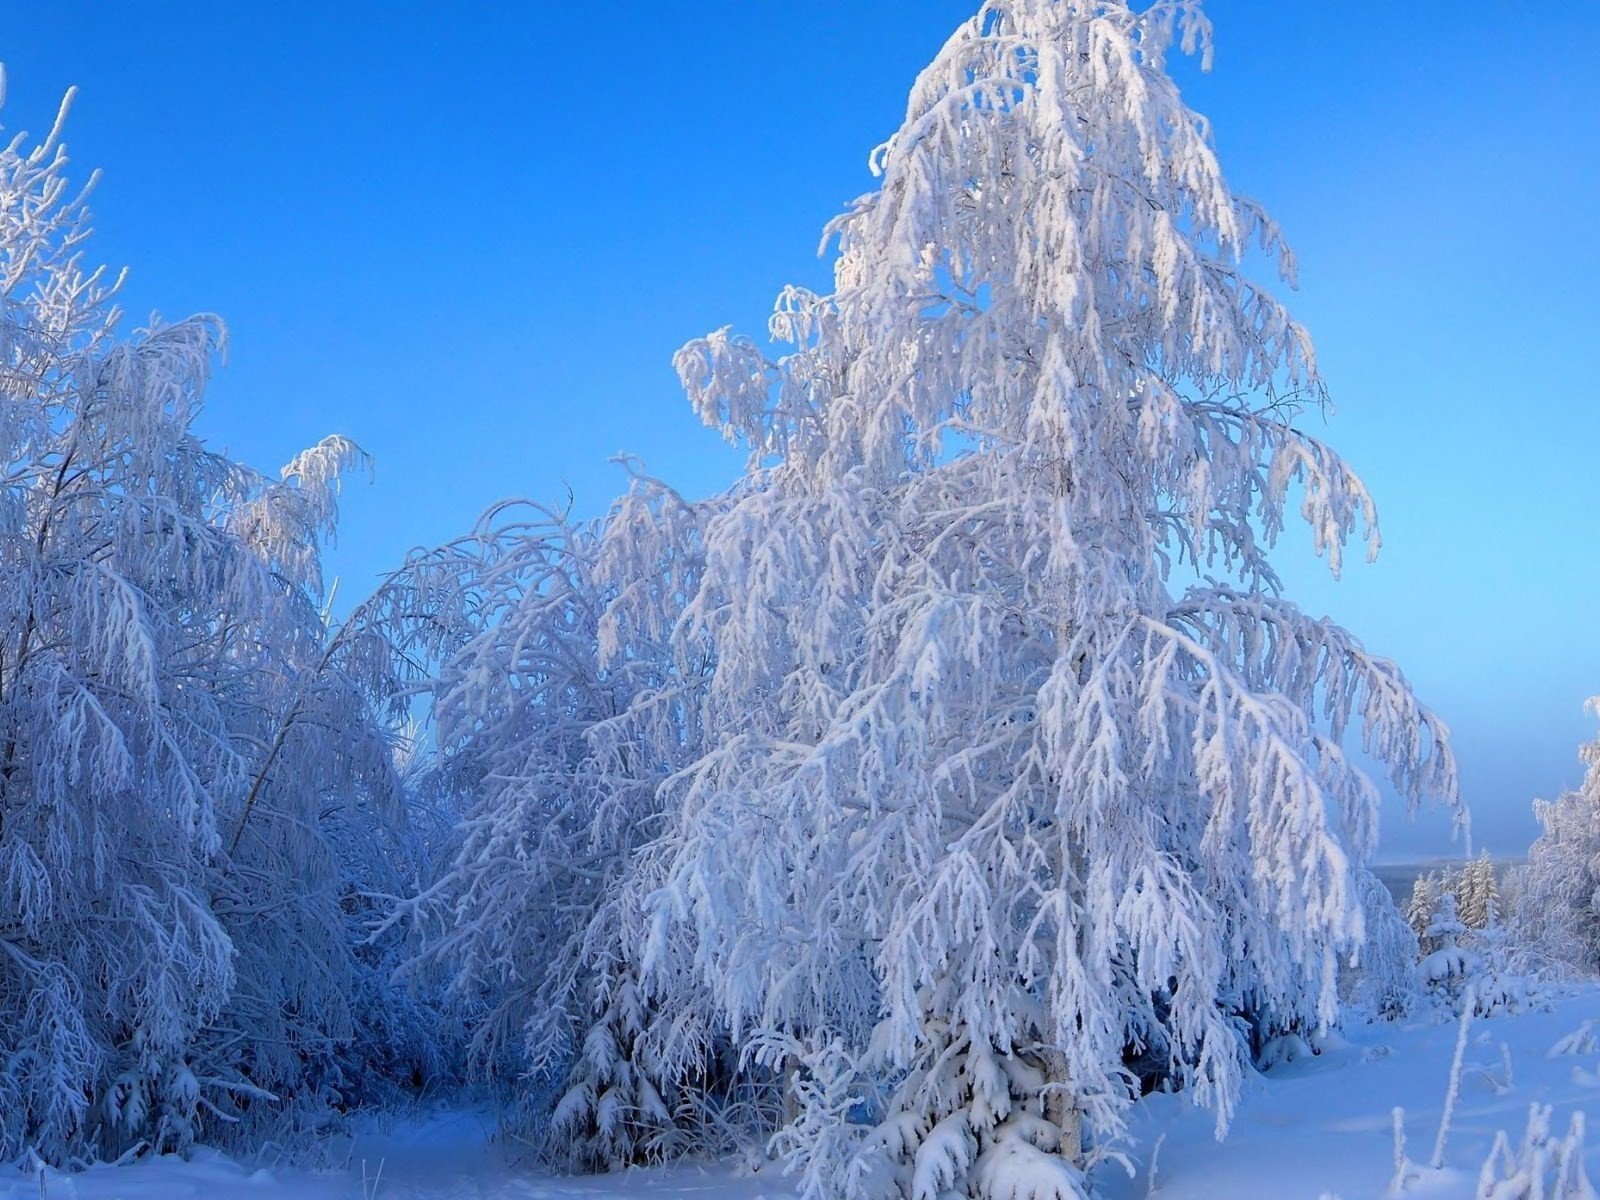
xmin=1475 ymin=1105 xmax=1595 ymax=1200
xmin=1403 ymin=851 xmax=1534 ymax=1018
xmin=0 ymin=77 xmax=432 ymax=1163
xmin=639 ymin=0 xmax=1459 ymax=1194
xmin=846 ymin=985 xmax=1092 ymax=1200
xmin=1342 ymin=869 xmax=1420 ymax=1019
xmin=1420 ymin=895 xmax=1479 ymax=1005
xmin=1415 ymin=892 xmax=1526 ymax=1018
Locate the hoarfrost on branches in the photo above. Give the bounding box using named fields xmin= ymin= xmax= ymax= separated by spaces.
xmin=645 ymin=0 xmax=1460 ymax=1194
xmin=0 ymin=0 xmax=1489 ymax=1188
xmin=0 ymin=74 xmax=437 ymax=1163
xmin=1509 ymin=701 xmax=1600 ymax=977
xmin=407 ymin=475 xmax=750 ymax=1169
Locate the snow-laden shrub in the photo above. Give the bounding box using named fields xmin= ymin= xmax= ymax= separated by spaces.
xmin=1415 ymin=891 xmax=1529 ymax=1019
xmin=1420 ymin=894 xmax=1479 ymax=1007
xmin=1475 ymin=1105 xmax=1595 ymax=1200
xmin=1343 ymin=868 xmax=1421 ymax=1019
xmin=848 ymin=985 xmax=1090 ymax=1200
xmin=544 ymin=974 xmax=679 ymax=1169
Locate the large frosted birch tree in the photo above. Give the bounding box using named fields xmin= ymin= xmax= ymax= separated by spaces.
xmin=644 ymin=2 xmax=1460 ymax=1197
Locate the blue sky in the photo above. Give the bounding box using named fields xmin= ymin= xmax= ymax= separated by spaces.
xmin=4 ymin=2 xmax=1597 ymax=857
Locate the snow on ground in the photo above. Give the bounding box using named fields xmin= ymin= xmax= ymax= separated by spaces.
xmin=6 ymin=1109 xmax=781 ymax=1200
xmin=9 ymin=986 xmax=1600 ymax=1200
xmin=1098 ymin=985 xmax=1600 ymax=1200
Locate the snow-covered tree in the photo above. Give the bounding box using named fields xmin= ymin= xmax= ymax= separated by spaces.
xmin=0 ymin=77 xmax=431 ymax=1162
xmin=1403 ymin=859 xmax=1526 ymax=1017
xmin=1510 ymin=701 xmax=1600 ymax=976
xmin=409 ymin=475 xmax=746 ymax=1168
xmin=1407 ymin=857 xmax=1500 ymax=944
xmin=1407 ymin=873 xmax=1445 ymax=943
xmin=643 ymin=1 xmax=1459 ymax=1195
xmin=1416 ymin=883 xmax=1528 ymax=1018
xmin=1469 ymin=855 xmax=1501 ymax=928
xmin=1457 ymin=853 xmax=1502 ymax=931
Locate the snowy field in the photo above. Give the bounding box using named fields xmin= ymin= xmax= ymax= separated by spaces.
xmin=12 ymin=985 xmax=1599 ymax=1200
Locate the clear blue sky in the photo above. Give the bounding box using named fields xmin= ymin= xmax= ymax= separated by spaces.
xmin=4 ymin=2 xmax=1597 ymax=857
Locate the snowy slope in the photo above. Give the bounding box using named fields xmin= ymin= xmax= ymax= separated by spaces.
xmin=10 ymin=987 xmax=1600 ymax=1200
xmin=1101 ymin=987 xmax=1600 ymax=1199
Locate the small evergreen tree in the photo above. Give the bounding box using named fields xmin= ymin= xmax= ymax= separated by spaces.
xmin=1457 ymin=851 xmax=1501 ymax=931
xmin=1408 ymin=873 xmax=1445 ymax=945
xmin=1419 ymin=894 xmax=1476 ymax=1009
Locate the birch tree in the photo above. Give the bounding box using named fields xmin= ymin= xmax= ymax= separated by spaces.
xmin=409 ymin=474 xmax=742 ymax=1168
xmin=642 ymin=2 xmax=1459 ymax=1196
xmin=1511 ymin=701 xmax=1600 ymax=976
xmin=0 ymin=76 xmax=431 ymax=1162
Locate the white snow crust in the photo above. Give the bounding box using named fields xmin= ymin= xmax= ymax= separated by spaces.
xmin=13 ymin=988 xmax=1600 ymax=1200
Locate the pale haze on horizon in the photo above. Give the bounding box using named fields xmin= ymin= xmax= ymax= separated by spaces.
xmin=3 ymin=0 xmax=1596 ymax=859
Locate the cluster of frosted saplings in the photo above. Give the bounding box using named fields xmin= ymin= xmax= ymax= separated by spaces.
xmin=0 ymin=4 xmax=1592 ymax=1199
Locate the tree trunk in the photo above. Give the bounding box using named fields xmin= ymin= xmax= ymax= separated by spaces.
xmin=781 ymin=1057 xmax=800 ymax=1130
xmin=1042 ymin=1047 xmax=1082 ymax=1165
